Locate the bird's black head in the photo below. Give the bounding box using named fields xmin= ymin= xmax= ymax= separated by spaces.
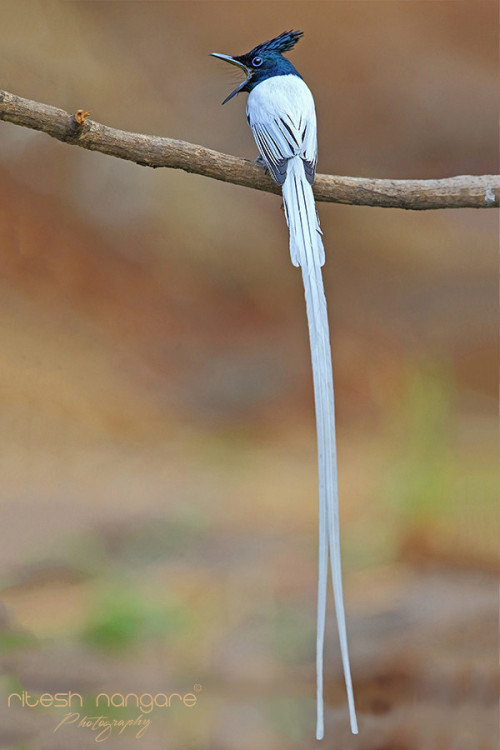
xmin=211 ymin=30 xmax=304 ymax=104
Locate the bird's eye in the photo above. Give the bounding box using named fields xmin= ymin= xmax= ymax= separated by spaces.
xmin=252 ymin=56 xmax=263 ymax=67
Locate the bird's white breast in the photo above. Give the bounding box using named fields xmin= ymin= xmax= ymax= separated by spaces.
xmin=247 ymin=74 xmax=317 ymax=126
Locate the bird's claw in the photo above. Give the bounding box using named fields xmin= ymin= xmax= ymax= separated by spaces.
xmin=255 ymin=155 xmax=269 ymax=175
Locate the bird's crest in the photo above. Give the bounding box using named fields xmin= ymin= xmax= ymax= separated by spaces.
xmin=252 ymin=30 xmax=303 ymax=56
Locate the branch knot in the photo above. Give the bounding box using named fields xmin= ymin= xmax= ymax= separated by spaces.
xmin=65 ymin=109 xmax=91 ymax=141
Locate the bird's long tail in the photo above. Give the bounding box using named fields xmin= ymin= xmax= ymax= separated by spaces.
xmin=282 ymin=157 xmax=358 ymax=739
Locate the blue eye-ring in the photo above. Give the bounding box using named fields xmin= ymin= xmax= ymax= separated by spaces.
xmin=252 ymin=56 xmax=263 ymax=67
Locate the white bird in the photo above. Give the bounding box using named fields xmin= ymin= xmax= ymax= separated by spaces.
xmin=211 ymin=30 xmax=358 ymax=739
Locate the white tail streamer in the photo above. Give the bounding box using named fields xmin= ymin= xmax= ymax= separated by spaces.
xmin=282 ymin=156 xmax=358 ymax=739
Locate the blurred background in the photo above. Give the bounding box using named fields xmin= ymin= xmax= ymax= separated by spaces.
xmin=0 ymin=2 xmax=498 ymax=749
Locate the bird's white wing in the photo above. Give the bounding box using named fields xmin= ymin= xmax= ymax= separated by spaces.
xmin=246 ymin=75 xmax=318 ymax=185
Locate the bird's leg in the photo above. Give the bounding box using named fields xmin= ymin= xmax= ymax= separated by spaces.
xmin=255 ymin=154 xmax=269 ymax=175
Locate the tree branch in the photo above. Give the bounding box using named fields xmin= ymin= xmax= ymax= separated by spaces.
xmin=1 ymin=88 xmax=498 ymax=210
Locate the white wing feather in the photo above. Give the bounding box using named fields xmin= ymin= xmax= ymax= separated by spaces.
xmin=247 ymin=74 xmax=358 ymax=738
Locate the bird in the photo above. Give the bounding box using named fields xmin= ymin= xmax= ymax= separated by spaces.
xmin=211 ymin=31 xmax=358 ymax=739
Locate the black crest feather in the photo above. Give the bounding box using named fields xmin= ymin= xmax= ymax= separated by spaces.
xmin=253 ymin=30 xmax=303 ymax=56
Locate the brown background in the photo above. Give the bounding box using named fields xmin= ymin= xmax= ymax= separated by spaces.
xmin=0 ymin=2 xmax=498 ymax=749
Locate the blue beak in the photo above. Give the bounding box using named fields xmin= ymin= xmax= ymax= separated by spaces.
xmin=210 ymin=53 xmax=250 ymax=104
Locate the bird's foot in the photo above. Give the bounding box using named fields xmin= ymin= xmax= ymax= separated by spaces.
xmin=255 ymin=155 xmax=269 ymax=175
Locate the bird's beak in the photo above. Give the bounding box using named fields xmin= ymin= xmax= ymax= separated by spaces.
xmin=210 ymin=53 xmax=250 ymax=104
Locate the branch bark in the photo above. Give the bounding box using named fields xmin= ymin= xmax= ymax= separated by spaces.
xmin=1 ymin=88 xmax=498 ymax=210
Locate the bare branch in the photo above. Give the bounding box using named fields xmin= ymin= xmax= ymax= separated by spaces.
xmin=1 ymin=88 xmax=498 ymax=210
